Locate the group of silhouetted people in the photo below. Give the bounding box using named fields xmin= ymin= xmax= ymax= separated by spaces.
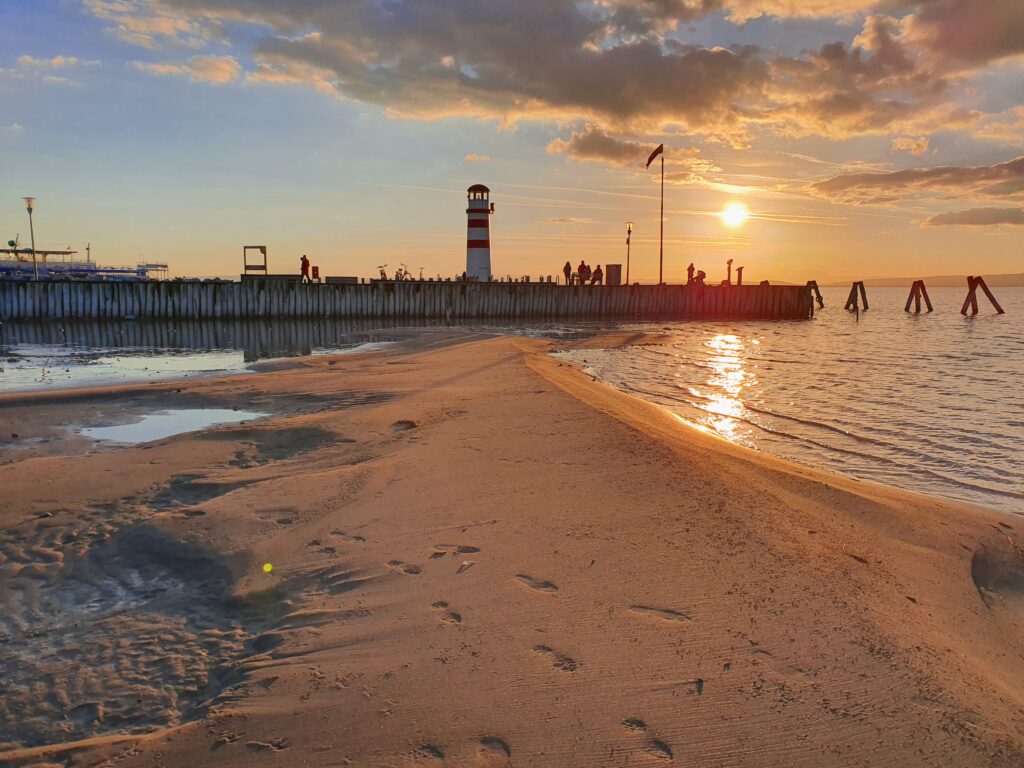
xmin=563 ymin=260 xmax=603 ymax=286
xmin=686 ymin=262 xmax=706 ymax=286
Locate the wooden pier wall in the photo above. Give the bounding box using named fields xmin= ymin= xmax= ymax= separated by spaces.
xmin=0 ymin=280 xmax=814 ymax=322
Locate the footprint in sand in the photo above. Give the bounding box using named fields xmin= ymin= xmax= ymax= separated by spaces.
xmin=533 ymin=644 xmax=578 ymax=673
xmin=431 ymin=600 xmax=463 ymax=625
xmin=329 ymin=532 xmax=366 ymax=544
xmin=477 ymin=737 xmax=512 ymax=766
xmin=387 ymin=560 xmax=422 ymax=575
xmin=629 ymin=605 xmax=691 ymax=622
xmin=621 ymin=719 xmax=673 ymax=762
xmin=646 ymin=740 xmax=674 ymax=761
xmin=515 ymin=574 xmax=558 ymax=593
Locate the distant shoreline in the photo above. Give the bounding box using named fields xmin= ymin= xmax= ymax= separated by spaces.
xmin=821 ymin=273 xmax=1024 ymax=288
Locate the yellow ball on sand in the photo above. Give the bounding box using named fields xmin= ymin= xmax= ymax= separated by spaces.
xmin=262 ymin=563 xmax=273 ymax=574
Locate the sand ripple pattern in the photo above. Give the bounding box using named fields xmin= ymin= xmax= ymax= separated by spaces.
xmin=0 ymin=523 xmax=272 ymax=750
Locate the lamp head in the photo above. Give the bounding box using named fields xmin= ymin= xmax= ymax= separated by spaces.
xmin=626 ymin=221 xmax=633 ymax=233
xmin=23 ymin=197 xmax=35 ymax=213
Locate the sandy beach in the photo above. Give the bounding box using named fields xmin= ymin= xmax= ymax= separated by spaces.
xmin=1 ymin=331 xmax=1022 ymax=767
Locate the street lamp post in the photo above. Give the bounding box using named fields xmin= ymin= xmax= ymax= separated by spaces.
xmin=23 ymin=197 xmax=38 ymax=280
xmin=626 ymin=221 xmax=633 ymax=285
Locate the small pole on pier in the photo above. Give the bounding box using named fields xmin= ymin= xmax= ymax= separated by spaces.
xmin=960 ymin=276 xmax=1005 ymax=316
xmin=806 ymin=280 xmax=824 ymax=308
xmin=726 ymin=258 xmax=733 ymax=285
xmin=625 ymin=221 xmax=633 ymax=285
xmin=904 ymin=280 xmax=933 ymax=313
xmin=23 ymin=197 xmax=38 ymax=280
xmin=844 ymin=281 xmax=867 ymax=312
xmin=736 ymin=266 xmax=744 ymax=286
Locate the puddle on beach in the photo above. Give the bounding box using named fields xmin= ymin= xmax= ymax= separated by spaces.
xmin=80 ymin=408 xmax=267 ymax=444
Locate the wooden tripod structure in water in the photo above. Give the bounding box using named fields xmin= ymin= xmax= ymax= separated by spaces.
xmin=844 ymin=281 xmax=868 ymax=311
xmin=904 ymin=280 xmax=933 ymax=313
xmin=960 ymin=276 xmax=1005 ymax=316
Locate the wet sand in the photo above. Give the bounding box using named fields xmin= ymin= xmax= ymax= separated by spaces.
xmin=1 ymin=330 xmax=1022 ymax=766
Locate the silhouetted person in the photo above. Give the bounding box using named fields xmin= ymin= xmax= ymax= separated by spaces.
xmin=591 ymin=265 xmax=603 ymax=285
xmin=577 ymin=260 xmax=586 ymax=286
xmin=695 ymin=269 xmax=706 ymax=286
xmin=300 ymin=254 xmax=310 ymax=283
xmin=687 ymin=262 xmax=695 ymax=285
xmin=563 ymin=261 xmax=572 ymax=285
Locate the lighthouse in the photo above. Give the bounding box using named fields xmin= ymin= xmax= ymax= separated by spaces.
xmin=466 ymin=184 xmax=494 ymax=281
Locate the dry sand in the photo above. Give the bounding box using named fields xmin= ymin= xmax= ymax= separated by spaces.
xmin=0 ymin=331 xmax=1022 ymax=767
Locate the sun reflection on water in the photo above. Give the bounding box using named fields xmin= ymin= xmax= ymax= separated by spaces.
xmin=696 ymin=334 xmax=753 ymax=441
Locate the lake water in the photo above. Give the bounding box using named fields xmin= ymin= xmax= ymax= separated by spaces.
xmin=2 ymin=291 xmax=1020 ymax=514
xmin=0 ymin=318 xmax=403 ymax=391
xmin=556 ymin=287 xmax=1024 ymax=515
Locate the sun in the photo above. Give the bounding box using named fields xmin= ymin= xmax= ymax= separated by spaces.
xmin=721 ymin=201 xmax=749 ymax=227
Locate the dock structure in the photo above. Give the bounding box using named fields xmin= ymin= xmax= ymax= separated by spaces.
xmin=0 ymin=280 xmax=815 ymax=322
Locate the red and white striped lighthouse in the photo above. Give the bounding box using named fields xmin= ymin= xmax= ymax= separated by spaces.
xmin=466 ymin=184 xmax=494 ymax=281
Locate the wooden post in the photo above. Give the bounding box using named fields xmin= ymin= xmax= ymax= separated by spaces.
xmin=920 ymin=281 xmax=933 ymax=312
xmin=806 ymin=280 xmax=824 ymax=308
xmin=961 ymin=276 xmax=979 ymax=316
xmin=975 ymin=276 xmax=1005 ymax=314
xmin=904 ymin=280 xmax=933 ymax=313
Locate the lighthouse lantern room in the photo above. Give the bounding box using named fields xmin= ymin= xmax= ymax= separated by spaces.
xmin=466 ymin=184 xmax=494 ymax=281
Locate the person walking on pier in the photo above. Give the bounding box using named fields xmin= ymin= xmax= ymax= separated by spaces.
xmin=563 ymin=261 xmax=572 ymax=285
xmin=577 ymin=260 xmax=587 ymax=286
xmin=687 ymin=263 xmax=695 ymax=285
xmin=300 ymin=254 xmax=311 ymax=283
xmin=591 ymin=265 xmax=603 ymax=285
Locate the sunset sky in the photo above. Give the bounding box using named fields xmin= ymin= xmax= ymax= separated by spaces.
xmin=1 ymin=0 xmax=1022 ymax=283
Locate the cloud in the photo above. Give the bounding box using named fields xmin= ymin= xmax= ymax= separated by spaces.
xmin=547 ymin=127 xmax=650 ymax=166
xmin=811 ymin=155 xmax=1024 ymax=203
xmin=899 ymin=0 xmax=1024 ymax=68
xmin=464 ymin=153 xmax=492 ymax=162
xmin=133 ymin=54 xmax=240 ymax=84
xmin=891 ymin=136 xmax=929 ymax=156
xmin=85 ymin=0 xmax=221 ymax=49
xmin=5 ymin=123 xmax=24 ymax=134
xmin=17 ymin=55 xmax=82 ymax=69
xmin=924 ymin=207 xmax=1024 ymax=226
xmin=41 ymin=75 xmax=81 ymax=86
xmin=538 ymin=216 xmax=595 ymax=225
xmin=81 ymin=0 xmax=1024 ymax=149
xmin=975 ymin=107 xmax=1024 ymax=144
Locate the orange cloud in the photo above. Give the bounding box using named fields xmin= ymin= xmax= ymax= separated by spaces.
xmin=924 ymin=207 xmax=1024 ymax=226
xmin=133 ymin=54 xmax=240 ymax=83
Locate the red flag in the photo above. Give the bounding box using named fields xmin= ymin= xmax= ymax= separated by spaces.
xmin=646 ymin=143 xmax=664 ymax=168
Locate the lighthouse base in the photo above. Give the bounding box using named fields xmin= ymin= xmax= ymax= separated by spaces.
xmin=467 ymin=249 xmax=491 ymax=282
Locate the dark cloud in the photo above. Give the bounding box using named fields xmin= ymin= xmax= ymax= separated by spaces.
xmin=924 ymin=207 xmax=1024 ymax=226
xmin=152 ymin=0 xmax=769 ymax=139
xmin=902 ymin=0 xmax=1024 ymax=67
xmin=88 ymin=0 xmax=1022 ymax=148
xmin=547 ymin=127 xmax=650 ymax=165
xmin=811 ymin=155 xmax=1024 ymax=203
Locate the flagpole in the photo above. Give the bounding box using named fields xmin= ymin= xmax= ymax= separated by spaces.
xmin=659 ymin=152 xmax=664 ymax=285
